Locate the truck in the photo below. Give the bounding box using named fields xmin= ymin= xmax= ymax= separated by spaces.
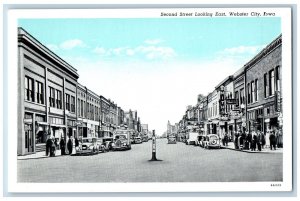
xmin=112 ymin=129 xmax=132 ymax=151
xmin=186 ymin=132 xmax=199 ymax=145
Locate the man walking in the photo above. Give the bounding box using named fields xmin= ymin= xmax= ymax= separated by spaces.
xmin=269 ymin=130 xmax=276 ymax=150
xmin=67 ymin=137 xmax=73 ymax=155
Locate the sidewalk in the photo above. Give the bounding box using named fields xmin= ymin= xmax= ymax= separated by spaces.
xmin=221 ymin=142 xmax=283 ymax=153
xmin=17 ymin=149 xmax=67 ymax=160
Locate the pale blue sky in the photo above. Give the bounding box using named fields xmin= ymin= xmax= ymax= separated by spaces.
xmin=18 ymin=18 xmax=281 ymax=134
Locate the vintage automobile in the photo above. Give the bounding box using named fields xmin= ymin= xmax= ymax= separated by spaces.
xmin=96 ymin=138 xmax=107 ymax=153
xmin=76 ymin=137 xmax=99 ymax=155
xmin=167 ymin=136 xmax=177 ymax=144
xmin=203 ymin=134 xmax=221 ymax=149
xmin=111 ymin=129 xmax=131 ymax=151
xmin=195 ymin=135 xmax=205 ymax=147
xmin=102 ymin=137 xmax=114 ymax=151
xmin=134 ymin=137 xmax=142 ymax=144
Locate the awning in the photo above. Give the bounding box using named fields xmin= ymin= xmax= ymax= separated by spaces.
xmin=36 ymin=121 xmax=49 ymax=126
xmin=50 ymin=124 xmax=66 ymax=128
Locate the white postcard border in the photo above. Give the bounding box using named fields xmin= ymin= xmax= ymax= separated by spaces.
xmin=6 ymin=7 xmax=293 ymax=193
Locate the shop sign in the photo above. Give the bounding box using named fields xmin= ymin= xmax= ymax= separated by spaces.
xmin=229 ymin=111 xmax=241 ymax=119
xmin=226 ymin=99 xmax=237 ymax=105
xmin=220 ymin=116 xmax=229 ymax=121
xmin=275 ymin=91 xmax=281 ymax=112
xmin=219 ymin=121 xmax=225 ymax=126
xmin=219 ymin=92 xmax=225 ymax=115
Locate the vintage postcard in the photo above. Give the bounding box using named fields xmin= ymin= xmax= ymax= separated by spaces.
xmin=5 ymin=6 xmax=293 ymax=193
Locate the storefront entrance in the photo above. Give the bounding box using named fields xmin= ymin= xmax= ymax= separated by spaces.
xmin=24 ymin=123 xmax=34 ymax=153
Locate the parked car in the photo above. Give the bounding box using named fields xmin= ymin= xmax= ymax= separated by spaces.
xmin=134 ymin=137 xmax=142 ymax=144
xmin=76 ymin=137 xmax=99 ymax=155
xmin=102 ymin=137 xmax=114 ymax=151
xmin=195 ymin=135 xmax=205 ymax=146
xmin=186 ymin=132 xmax=199 ymax=145
xmin=96 ymin=138 xmax=107 ymax=153
xmin=167 ymin=136 xmax=177 ymax=144
xmin=203 ymin=134 xmax=221 ymax=149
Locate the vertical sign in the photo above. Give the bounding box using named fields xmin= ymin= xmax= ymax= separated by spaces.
xmin=219 ymin=86 xmax=225 ymax=116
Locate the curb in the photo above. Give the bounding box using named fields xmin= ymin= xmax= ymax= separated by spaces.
xmin=221 ymin=146 xmax=283 ymax=154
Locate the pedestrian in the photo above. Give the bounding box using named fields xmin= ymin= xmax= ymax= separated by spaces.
xmin=45 ymin=135 xmax=52 ymax=156
xmin=60 ymin=137 xmax=66 ymax=155
xmin=234 ymin=131 xmax=239 ymax=149
xmin=261 ymin=132 xmax=266 ymax=150
xmin=269 ymin=130 xmax=276 ymax=150
xmin=277 ymin=128 xmax=283 ymax=148
xmin=241 ymin=130 xmax=246 ymax=149
xmin=224 ymin=133 xmax=228 ymax=146
xmin=75 ymin=137 xmax=79 ymax=147
xmin=50 ymin=137 xmax=56 ymax=157
xmin=54 ymin=138 xmax=59 ymax=149
xmin=67 ymin=137 xmax=73 ymax=155
xmin=257 ymin=130 xmax=262 ymax=151
xmin=245 ymin=131 xmax=251 ymax=150
xmin=251 ymin=131 xmax=257 ymax=151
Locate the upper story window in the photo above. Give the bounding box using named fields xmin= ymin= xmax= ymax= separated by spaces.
xmin=251 ymin=81 xmax=255 ymax=103
xmin=264 ymin=73 xmax=268 ymax=98
xmin=275 ymin=66 xmax=280 ymax=91
xmin=255 ymin=79 xmax=258 ymax=102
xmin=56 ymin=90 xmax=62 ymax=109
xmin=269 ymin=69 xmax=275 ymax=96
xmin=49 ymin=87 xmax=55 ymax=107
xmin=240 ymin=88 xmax=245 ymax=104
xmin=247 ymin=83 xmax=251 ymax=104
xmin=66 ymin=94 xmax=70 ymax=111
xmin=25 ymin=76 xmax=34 ymax=102
xmin=35 ymin=81 xmax=44 ymax=104
xmin=71 ymin=96 xmax=75 ymax=113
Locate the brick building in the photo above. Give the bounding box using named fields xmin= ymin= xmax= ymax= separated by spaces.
xmin=245 ymin=35 xmax=282 ymax=142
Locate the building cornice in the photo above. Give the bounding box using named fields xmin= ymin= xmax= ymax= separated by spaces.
xmin=244 ymin=34 xmax=282 ymax=70
xmin=18 ymin=27 xmax=79 ymax=79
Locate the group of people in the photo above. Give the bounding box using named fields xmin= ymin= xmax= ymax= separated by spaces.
xmin=45 ymin=136 xmax=76 ymax=157
xmin=232 ymin=127 xmax=283 ymax=151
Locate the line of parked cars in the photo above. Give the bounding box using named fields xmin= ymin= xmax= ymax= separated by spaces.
xmin=75 ymin=129 xmax=150 ymax=156
xmin=184 ymin=132 xmax=221 ymax=149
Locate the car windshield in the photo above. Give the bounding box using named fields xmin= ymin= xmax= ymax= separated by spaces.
xmin=115 ymin=130 xmax=129 ymax=135
xmin=209 ymin=135 xmax=219 ymax=141
xmin=115 ymin=135 xmax=127 ymax=140
xmin=103 ymin=138 xmax=112 ymax=142
xmin=82 ymin=138 xmax=92 ymax=143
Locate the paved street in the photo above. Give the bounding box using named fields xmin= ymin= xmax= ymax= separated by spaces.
xmin=18 ymin=139 xmax=283 ymax=182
